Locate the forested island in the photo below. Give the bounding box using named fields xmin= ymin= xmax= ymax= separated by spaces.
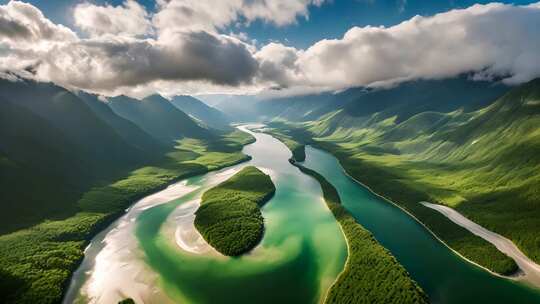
xmin=194 ymin=166 xmax=276 ymax=256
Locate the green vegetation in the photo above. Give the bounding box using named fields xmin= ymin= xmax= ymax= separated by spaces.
xmin=263 ymin=77 xmax=540 ymax=275
xmin=0 ymin=130 xmax=254 ymax=304
xmin=118 ymin=298 xmax=135 ymax=304
xmin=314 ymin=140 xmax=519 ymax=275
xmin=194 ymin=166 xmax=276 ymax=256
xmin=291 ymin=163 xmax=428 ymax=303
xmin=108 ymin=94 xmax=211 ymax=144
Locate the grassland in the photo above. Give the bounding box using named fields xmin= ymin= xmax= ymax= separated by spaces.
xmin=268 ymin=121 xmax=519 ymax=275
xmin=194 ymin=166 xmax=276 ymax=256
xmin=0 ymin=130 xmax=254 ymax=304
xmin=291 ymin=162 xmax=428 ymax=303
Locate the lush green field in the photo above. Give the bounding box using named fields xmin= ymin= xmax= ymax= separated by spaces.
xmin=268 ymin=121 xmax=519 ymax=275
xmin=0 ymin=131 xmax=254 ymax=304
xmin=194 ymin=166 xmax=275 ymax=256
xmin=291 ymin=162 xmax=428 ymax=303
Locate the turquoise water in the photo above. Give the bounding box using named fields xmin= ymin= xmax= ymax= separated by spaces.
xmin=302 ymin=145 xmax=540 ymax=303
xmin=67 ymin=128 xmax=540 ymax=303
xmin=134 ymin=129 xmax=347 ymax=303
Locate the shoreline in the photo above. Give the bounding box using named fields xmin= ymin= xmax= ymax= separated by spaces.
xmin=422 ymin=201 xmax=540 ymax=288
xmin=61 ymin=144 xmax=254 ymax=302
xmin=289 ymin=159 xmax=427 ymax=303
xmin=338 ymin=166 xmax=519 ymax=281
xmin=263 ymin=126 xmax=533 ymax=286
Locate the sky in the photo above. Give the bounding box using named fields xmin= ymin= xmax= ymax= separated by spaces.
xmin=0 ymin=0 xmax=539 ymax=98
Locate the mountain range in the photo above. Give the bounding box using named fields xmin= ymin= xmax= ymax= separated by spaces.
xmin=0 ymin=78 xmax=228 ymax=233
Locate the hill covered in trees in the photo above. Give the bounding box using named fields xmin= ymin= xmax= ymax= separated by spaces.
xmin=195 ymin=166 xmax=275 ymax=256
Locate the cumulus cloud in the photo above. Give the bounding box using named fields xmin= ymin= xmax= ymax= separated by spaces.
xmin=153 ymin=0 xmax=326 ymax=35
xmin=37 ymin=32 xmax=258 ymax=91
xmin=0 ymin=1 xmax=260 ymax=96
xmin=73 ymin=0 xmax=152 ymax=37
xmin=1 ymin=1 xmax=540 ymax=97
xmin=0 ymin=1 xmax=76 ymax=45
xmin=255 ymin=43 xmax=302 ymax=88
xmin=256 ymin=2 xmax=540 ymax=91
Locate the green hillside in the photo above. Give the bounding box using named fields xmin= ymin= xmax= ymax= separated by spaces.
xmin=0 ymin=79 xmax=146 ymax=171
xmin=108 ymin=94 xmax=211 ymax=144
xmin=170 ymin=95 xmax=231 ymax=130
xmin=0 ymin=101 xmax=82 ymax=232
xmin=77 ymin=92 xmax=165 ymax=154
xmin=267 ymin=78 xmax=540 ymax=273
xmin=0 ymin=80 xmax=153 ymax=233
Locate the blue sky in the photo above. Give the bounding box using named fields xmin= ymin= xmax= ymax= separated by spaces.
xmin=4 ymin=0 xmax=537 ymax=48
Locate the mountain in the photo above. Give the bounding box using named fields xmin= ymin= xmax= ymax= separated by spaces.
xmin=254 ymin=92 xmax=339 ymax=122
xmin=0 ymin=99 xmax=85 ymax=232
xmin=254 ymin=76 xmax=509 ymax=124
xmin=0 ymin=79 xmax=152 ymax=232
xmin=0 ymin=79 xmax=145 ymax=173
xmin=108 ymin=94 xmax=212 ymax=144
xmin=76 ymin=92 xmax=165 ymax=154
xmin=170 ymin=95 xmax=231 ymax=130
xmin=211 ymin=95 xmax=260 ymax=122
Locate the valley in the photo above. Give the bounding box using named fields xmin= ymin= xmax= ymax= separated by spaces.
xmin=2 ymin=1 xmax=540 ymax=303
xmin=63 ymin=126 xmax=540 ymax=303
xmin=244 ymin=77 xmax=540 ymax=280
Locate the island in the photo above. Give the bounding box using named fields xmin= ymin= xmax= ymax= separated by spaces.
xmin=194 ymin=166 xmax=276 ymax=256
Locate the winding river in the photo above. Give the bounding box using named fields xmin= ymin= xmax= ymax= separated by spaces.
xmin=64 ymin=125 xmax=540 ymax=303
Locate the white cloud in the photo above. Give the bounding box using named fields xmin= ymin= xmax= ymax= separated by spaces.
xmin=153 ymin=0 xmax=326 ymax=36
xmin=34 ymin=32 xmax=258 ymax=93
xmin=73 ymin=0 xmax=152 ymax=37
xmin=257 ymin=2 xmax=540 ymax=92
xmin=1 ymin=1 xmax=540 ymax=98
xmin=0 ymin=1 xmax=76 ymax=45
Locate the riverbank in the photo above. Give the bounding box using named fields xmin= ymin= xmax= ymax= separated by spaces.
xmin=422 ymin=201 xmax=540 ymax=288
xmin=0 ymin=130 xmax=254 ymax=304
xmin=290 ymin=161 xmax=428 ymax=303
xmin=266 ymin=123 xmax=519 ymax=275
xmin=129 ymin=125 xmax=348 ymax=304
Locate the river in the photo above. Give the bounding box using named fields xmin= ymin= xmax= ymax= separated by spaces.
xmin=64 ymin=125 xmax=540 ymax=303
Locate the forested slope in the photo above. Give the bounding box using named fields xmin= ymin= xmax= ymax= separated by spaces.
xmin=265 ymin=78 xmax=540 ymax=273
xmin=0 ymin=77 xmax=254 ymax=303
